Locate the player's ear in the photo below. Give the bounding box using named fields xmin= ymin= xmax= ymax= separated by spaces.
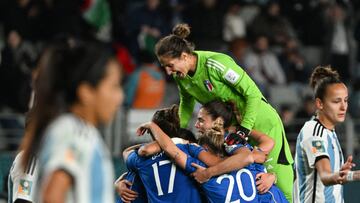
xmin=315 ymin=98 xmax=323 ymax=110
xmin=181 ymin=52 xmax=188 ymax=60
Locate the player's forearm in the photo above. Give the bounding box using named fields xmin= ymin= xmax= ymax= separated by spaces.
xmin=345 ymin=170 xmax=360 ymax=182
xmin=42 ymin=170 xmax=72 ymax=203
xmin=198 ymin=151 xmax=223 ymax=166
xmin=123 ymin=144 xmax=143 ymax=160
xmin=138 ymin=141 xmax=161 ymax=157
xmin=250 ymin=130 xmax=274 ymax=153
xmin=207 ymin=147 xmax=253 ymax=178
xmin=148 ymin=123 xmax=187 ymax=168
xmin=320 ymin=172 xmax=341 ymax=186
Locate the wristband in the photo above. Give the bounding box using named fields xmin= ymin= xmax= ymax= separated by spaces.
xmin=238 ymin=125 xmax=250 ymax=136
xmin=346 ymin=171 xmax=354 ymax=182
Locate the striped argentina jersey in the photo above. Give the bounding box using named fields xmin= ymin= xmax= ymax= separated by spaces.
xmin=293 ymin=118 xmax=344 ymax=203
xmin=35 ymin=114 xmax=115 ymax=203
xmin=8 ymin=152 xmax=38 ymax=203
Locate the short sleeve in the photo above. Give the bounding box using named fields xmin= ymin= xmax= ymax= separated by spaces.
xmin=302 ymin=136 xmax=329 ymax=168
xmin=42 ymin=141 xmax=82 ymax=181
xmin=188 ymin=144 xmax=205 ymax=158
xmin=126 ymin=151 xmax=139 ymax=171
xmin=184 ymin=156 xmax=206 ymax=174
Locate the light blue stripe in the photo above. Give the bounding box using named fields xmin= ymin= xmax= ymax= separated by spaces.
xmin=296 ymin=131 xmax=306 ymax=202
xmin=324 ymin=134 xmax=335 ymax=202
xmin=91 ymin=146 xmax=104 ymax=203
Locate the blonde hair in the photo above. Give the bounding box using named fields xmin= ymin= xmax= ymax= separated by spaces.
xmin=198 ymin=118 xmax=225 ymax=156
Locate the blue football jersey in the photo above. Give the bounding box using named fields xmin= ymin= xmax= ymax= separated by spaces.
xmin=126 ymin=147 xmax=203 ymax=203
xmin=185 ymin=143 xmax=288 ymax=203
xmin=116 ymin=171 xmax=147 ymax=203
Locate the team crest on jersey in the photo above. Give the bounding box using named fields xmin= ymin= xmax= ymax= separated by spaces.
xmin=204 ymin=80 xmax=213 ymax=91
xmin=312 ymin=140 xmax=325 ymax=153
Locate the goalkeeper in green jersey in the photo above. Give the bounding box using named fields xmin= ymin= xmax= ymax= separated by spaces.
xmin=154 ymin=23 xmax=294 ymax=202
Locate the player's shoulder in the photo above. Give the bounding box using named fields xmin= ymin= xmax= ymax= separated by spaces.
xmin=46 ymin=114 xmax=96 ymax=141
xmin=301 ymin=118 xmax=327 ymax=138
xmin=200 ymin=51 xmax=232 ymax=73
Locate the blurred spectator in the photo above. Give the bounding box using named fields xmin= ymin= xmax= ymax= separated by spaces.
xmin=294 ymin=95 xmax=315 ymax=132
xmin=106 ymin=0 xmax=128 ymax=44
xmin=0 ymin=31 xmax=38 ymax=113
xmin=223 ymin=1 xmax=246 ymax=42
xmin=349 ymin=79 xmax=360 ymax=119
xmin=45 ymin=0 xmax=95 ymax=40
xmin=82 ymin=0 xmax=112 ymax=42
xmin=323 ymin=3 xmax=352 ymax=81
xmin=280 ymin=0 xmax=329 ymax=47
xmin=237 ymin=2 xmax=260 ymax=26
xmin=185 ymin=0 xmax=225 ymax=50
xmin=278 ymin=38 xmax=310 ymax=84
xmin=227 ymin=37 xmax=248 ymax=68
xmin=169 ymin=0 xmax=191 ymax=27
xmin=244 ymin=35 xmax=286 ymax=93
xmin=126 ymin=0 xmax=172 ymax=62
xmin=125 ymin=50 xmax=165 ymax=109
xmin=354 ymin=15 xmax=360 ymax=78
xmin=113 ymin=43 xmax=136 ymax=76
xmin=0 ymin=0 xmax=50 ymax=42
xmin=295 ymin=95 xmax=315 ymax=120
xmin=248 ymin=1 xmax=296 ymax=47
xmin=279 ymin=104 xmax=296 ymax=134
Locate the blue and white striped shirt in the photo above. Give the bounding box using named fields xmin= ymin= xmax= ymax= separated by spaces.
xmin=293 ymin=118 xmax=344 ymax=203
xmin=36 ymin=114 xmax=115 ymax=203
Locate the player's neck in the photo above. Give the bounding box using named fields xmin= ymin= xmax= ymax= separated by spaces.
xmin=187 ymin=54 xmax=197 ymax=76
xmin=317 ymin=114 xmax=335 ymax=130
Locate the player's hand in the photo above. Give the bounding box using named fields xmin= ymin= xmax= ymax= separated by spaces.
xmin=340 ymin=155 xmax=355 ymax=171
xmin=255 ymin=173 xmax=275 ymax=194
xmin=191 ymin=163 xmax=210 ymax=183
xmin=252 ymin=149 xmax=267 ymax=164
xmin=115 ymin=179 xmax=138 ymax=202
xmin=136 ymin=122 xmax=153 ymax=136
xmin=336 ymin=171 xmax=348 ymax=184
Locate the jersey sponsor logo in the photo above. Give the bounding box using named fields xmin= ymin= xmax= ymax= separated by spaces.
xmin=152 ymin=151 xmax=165 ymax=160
xmin=224 ymin=69 xmax=240 ymax=84
xmin=203 ymin=80 xmax=213 ymax=91
xmin=311 ymin=140 xmax=325 ymax=153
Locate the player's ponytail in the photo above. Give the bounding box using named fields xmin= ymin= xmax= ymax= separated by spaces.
xmin=199 ymin=119 xmax=226 ymax=157
xmin=155 ymin=23 xmax=194 ymax=58
xmin=310 ymin=65 xmax=342 ymax=100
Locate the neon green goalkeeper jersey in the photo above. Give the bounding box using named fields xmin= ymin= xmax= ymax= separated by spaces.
xmin=174 ymin=50 xmax=294 ymax=165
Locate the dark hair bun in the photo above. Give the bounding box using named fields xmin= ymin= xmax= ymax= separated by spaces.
xmin=172 ymin=24 xmax=191 ymax=39
xmin=310 ymin=65 xmax=340 ymax=89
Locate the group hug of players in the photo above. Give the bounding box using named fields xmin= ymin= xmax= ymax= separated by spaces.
xmin=116 ymin=101 xmax=288 ymax=203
